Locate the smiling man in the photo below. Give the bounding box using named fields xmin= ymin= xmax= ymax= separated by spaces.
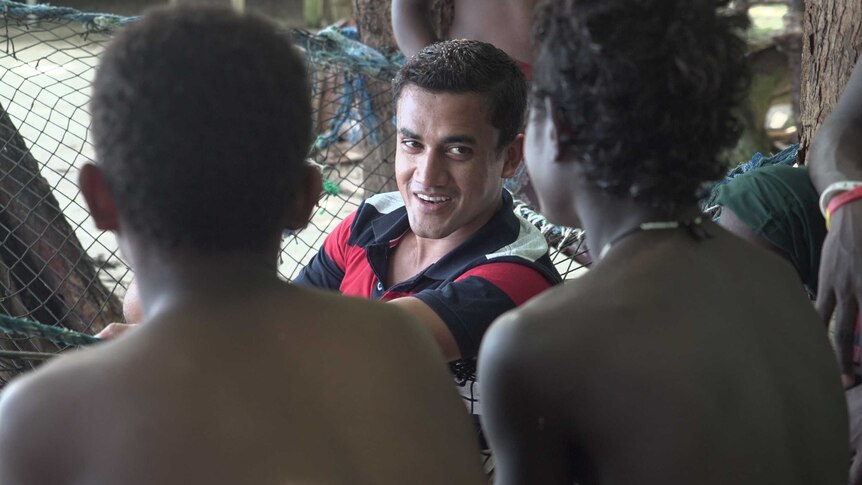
xmin=295 ymin=40 xmax=561 ymax=365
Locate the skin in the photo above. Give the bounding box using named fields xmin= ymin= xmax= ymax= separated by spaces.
xmin=391 ymin=0 xmax=538 ymax=63
xmin=96 ymin=278 xmax=143 ymax=339
xmin=809 ymin=55 xmax=862 ymax=389
xmin=388 ymin=85 xmax=522 ymax=361
xmin=0 ymin=162 xmax=486 ymax=484
xmin=477 ymin=97 xmax=849 ymax=485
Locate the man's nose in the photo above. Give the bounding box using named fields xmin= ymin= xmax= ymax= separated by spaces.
xmin=414 ymin=152 xmax=447 ymax=187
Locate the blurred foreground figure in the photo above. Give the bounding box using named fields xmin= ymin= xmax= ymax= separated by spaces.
xmin=479 ymin=1 xmax=848 ymax=484
xmin=0 ymin=6 xmax=485 ymax=485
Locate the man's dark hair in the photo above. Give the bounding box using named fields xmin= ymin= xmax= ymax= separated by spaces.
xmin=91 ymin=6 xmax=311 ymax=253
xmin=532 ymin=0 xmax=749 ymax=209
xmin=392 ymin=39 xmax=527 ymax=150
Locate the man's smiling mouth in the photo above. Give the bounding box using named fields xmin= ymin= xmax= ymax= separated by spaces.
xmin=415 ymin=193 xmax=453 ymax=204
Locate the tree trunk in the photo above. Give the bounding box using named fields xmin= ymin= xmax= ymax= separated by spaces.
xmin=0 ymin=102 xmax=121 ymax=338
xmin=798 ymin=0 xmax=862 ymax=164
xmin=352 ymin=0 xmax=451 ymax=196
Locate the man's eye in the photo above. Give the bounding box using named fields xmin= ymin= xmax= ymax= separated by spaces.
xmin=401 ymin=140 xmax=421 ymax=150
xmin=448 ymin=146 xmax=472 ymax=156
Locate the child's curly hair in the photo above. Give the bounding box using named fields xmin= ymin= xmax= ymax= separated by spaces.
xmin=532 ymin=0 xmax=749 ymax=210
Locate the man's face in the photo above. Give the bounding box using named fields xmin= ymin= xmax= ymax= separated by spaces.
xmin=395 ymin=86 xmax=519 ymax=241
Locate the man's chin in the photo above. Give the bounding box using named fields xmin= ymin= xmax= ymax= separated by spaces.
xmin=408 ymin=222 xmax=453 ymax=240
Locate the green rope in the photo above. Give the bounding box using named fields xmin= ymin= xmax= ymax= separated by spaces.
xmin=0 ymin=313 xmax=101 ymax=347
xmin=0 ymin=349 xmax=56 ymax=361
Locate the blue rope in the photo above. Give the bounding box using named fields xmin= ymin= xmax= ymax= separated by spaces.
xmin=0 ymin=0 xmax=138 ymax=33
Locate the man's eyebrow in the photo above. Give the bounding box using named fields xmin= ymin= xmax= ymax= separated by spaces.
xmin=441 ymin=135 xmax=477 ymax=145
xmin=397 ymin=129 xmax=476 ymax=145
xmin=399 ymin=128 xmax=420 ymax=139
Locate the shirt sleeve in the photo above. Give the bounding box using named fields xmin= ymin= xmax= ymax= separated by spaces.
xmin=292 ymin=211 xmax=356 ymax=290
xmin=412 ymin=262 xmax=554 ymax=359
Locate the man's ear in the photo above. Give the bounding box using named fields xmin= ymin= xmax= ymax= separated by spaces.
xmin=500 ymin=133 xmax=524 ymax=179
xmin=78 ymin=163 xmax=119 ymax=231
xmin=284 ymin=164 xmax=322 ymax=231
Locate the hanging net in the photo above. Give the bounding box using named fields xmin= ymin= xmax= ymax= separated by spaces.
xmin=0 ymin=1 xmax=589 ymax=386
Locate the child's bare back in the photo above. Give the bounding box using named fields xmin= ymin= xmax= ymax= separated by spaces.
xmin=483 ymin=227 xmax=846 ymax=483
xmin=0 ymin=281 xmax=483 ymax=484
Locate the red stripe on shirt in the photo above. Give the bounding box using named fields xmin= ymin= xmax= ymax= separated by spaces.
xmin=456 ymin=262 xmax=551 ymax=306
xmin=322 ymin=211 xmax=357 ymax=271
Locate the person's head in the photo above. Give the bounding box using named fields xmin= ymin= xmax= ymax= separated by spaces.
xmin=527 ymin=0 xmax=749 ymax=224
xmin=391 ymin=40 xmax=527 ymax=240
xmin=82 ymin=6 xmax=319 ymax=261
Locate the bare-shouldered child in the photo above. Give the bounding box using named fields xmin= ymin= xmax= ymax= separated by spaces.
xmin=0 ymin=6 xmax=485 ymax=485
xmin=479 ymin=1 xmax=848 ymax=483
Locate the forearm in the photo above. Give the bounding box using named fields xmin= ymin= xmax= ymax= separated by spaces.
xmin=809 ymin=114 xmax=862 ymax=192
xmin=391 ymin=0 xmax=438 ymax=57
xmin=809 ymin=56 xmax=862 ymax=193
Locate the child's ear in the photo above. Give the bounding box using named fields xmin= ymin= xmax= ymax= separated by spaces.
xmin=500 ymin=133 xmax=524 ymax=179
xmin=284 ymin=164 xmax=322 ymax=231
xmin=78 ymin=163 xmax=119 ymax=231
xmin=549 ymin=98 xmax=574 ymax=163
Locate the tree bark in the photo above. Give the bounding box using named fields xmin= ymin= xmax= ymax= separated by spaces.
xmin=798 ymin=0 xmax=862 ymax=164
xmin=351 ymin=0 xmax=451 ymax=196
xmin=0 ymin=102 xmax=121 ymax=338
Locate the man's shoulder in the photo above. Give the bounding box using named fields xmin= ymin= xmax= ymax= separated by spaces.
xmin=362 ymin=192 xmax=405 ymax=215
xmin=340 ymin=192 xmax=406 ymax=247
xmin=486 ymin=211 xmax=552 ymax=263
xmin=462 ymin=209 xmax=561 ymax=285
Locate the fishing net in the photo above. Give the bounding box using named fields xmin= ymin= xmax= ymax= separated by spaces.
xmin=0 ymin=1 xmax=588 ymax=387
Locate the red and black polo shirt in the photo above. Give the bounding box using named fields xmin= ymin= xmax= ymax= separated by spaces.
xmin=294 ymin=190 xmax=562 ymax=359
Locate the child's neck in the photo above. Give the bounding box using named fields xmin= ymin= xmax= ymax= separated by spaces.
xmin=574 ymin=190 xmax=702 ymax=262
xmin=130 ymin=249 xmax=280 ymax=321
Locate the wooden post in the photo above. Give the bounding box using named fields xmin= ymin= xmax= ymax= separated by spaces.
xmin=797 ymin=0 xmax=862 ymax=163
xmin=0 ymin=102 xmax=122 ymax=336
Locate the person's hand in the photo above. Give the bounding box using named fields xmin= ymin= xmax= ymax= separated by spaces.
xmin=96 ymin=323 xmax=139 ymax=340
xmin=817 ymin=202 xmax=862 ymax=388
xmin=848 ymin=385 xmax=862 ymax=484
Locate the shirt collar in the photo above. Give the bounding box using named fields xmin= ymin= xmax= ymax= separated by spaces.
xmin=369 ymin=190 xmax=520 ymax=281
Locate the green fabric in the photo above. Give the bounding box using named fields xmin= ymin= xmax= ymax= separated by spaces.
xmin=715 ymin=165 xmax=825 ymax=294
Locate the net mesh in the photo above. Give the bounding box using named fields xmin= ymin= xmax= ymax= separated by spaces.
xmin=0 ymin=2 xmax=588 ymax=389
